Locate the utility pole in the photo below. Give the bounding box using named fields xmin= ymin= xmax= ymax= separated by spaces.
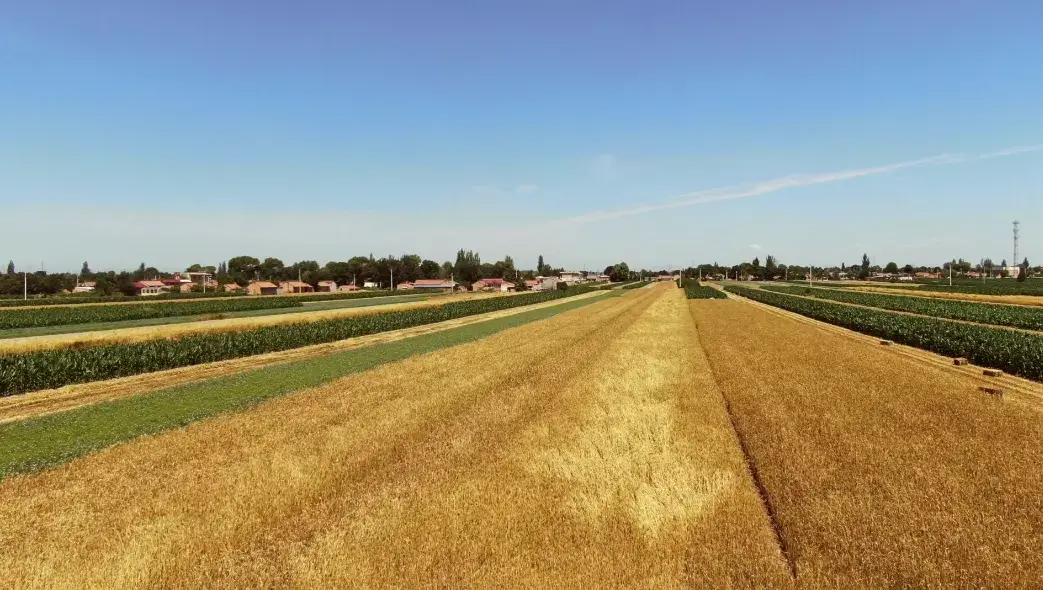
xmin=808 ymin=265 xmax=812 ymax=287
xmin=949 ymin=260 xmax=953 ymax=287
xmin=390 ymin=266 xmax=394 ymax=291
xmin=23 ymin=272 xmax=27 ymax=300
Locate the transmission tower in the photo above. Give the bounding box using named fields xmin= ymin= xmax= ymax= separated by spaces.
xmin=1014 ymin=220 xmax=1021 ymax=267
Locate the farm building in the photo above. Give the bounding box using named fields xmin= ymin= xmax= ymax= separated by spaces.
xmin=530 ymin=277 xmax=560 ymax=292
xmin=559 ymin=271 xmax=584 ymax=284
xmin=523 ymin=279 xmax=541 ymax=291
xmin=396 ymin=282 xmax=415 ymax=290
xmin=246 ymin=281 xmax=279 ymax=296
xmin=133 ymin=280 xmax=167 ymax=296
xmin=472 ymin=278 xmax=515 ymax=292
xmin=413 ymin=279 xmax=456 ymax=293
xmin=279 ymin=281 xmax=314 ymax=294
xmin=222 ymin=283 xmax=243 ymax=293
xmin=316 ymin=280 xmax=337 ymax=293
xmin=338 ymin=284 xmax=361 ymax=292
xmin=363 ymin=281 xmax=378 ymax=289
xmin=72 ymin=281 xmax=96 ymax=293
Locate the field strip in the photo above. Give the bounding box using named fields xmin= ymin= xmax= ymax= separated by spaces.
xmin=0 ymin=291 xmax=638 ymax=481
xmin=0 ymin=290 xmax=610 ymax=424
xmin=848 ymin=285 xmax=1043 ymax=307
xmin=0 ymin=285 xmax=794 ymax=587
xmin=0 ymin=290 xmax=414 ymax=310
xmin=690 ymin=299 xmax=1043 ymax=585
xmin=748 ymin=283 xmax=1043 ymax=335
xmin=0 ymin=291 xmax=508 ymax=353
xmin=0 ymin=293 xmax=438 ymax=340
xmin=727 ymin=292 xmax=1043 ymax=412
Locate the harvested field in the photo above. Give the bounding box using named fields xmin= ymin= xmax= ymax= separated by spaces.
xmin=691 ymin=298 xmax=1043 ymax=586
xmin=0 ymin=291 xmax=504 ymax=353
xmin=0 ymin=285 xmax=792 ymax=588
xmin=0 ymin=291 xmax=607 ymax=423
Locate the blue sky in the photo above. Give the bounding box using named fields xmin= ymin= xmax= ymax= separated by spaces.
xmin=2 ymin=0 xmax=1042 ymax=272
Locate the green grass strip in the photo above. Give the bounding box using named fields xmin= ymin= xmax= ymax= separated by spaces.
xmin=0 ymin=294 xmax=605 ymax=480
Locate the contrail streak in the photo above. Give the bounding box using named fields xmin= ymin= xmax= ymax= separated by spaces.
xmin=554 ymin=144 xmax=1043 ymax=226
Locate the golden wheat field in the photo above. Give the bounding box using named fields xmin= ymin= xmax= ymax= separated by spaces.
xmin=2 ymin=283 xmax=1042 ymax=588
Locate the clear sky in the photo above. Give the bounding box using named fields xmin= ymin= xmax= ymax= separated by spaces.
xmin=2 ymin=0 xmax=1042 ymax=272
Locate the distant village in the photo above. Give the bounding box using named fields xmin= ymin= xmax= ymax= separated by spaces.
xmin=77 ymin=269 xmax=616 ymax=297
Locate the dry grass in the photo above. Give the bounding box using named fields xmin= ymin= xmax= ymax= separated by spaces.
xmin=0 ymin=292 xmax=504 ymax=354
xmin=691 ymin=298 xmax=1043 ymax=587
xmin=850 ymin=285 xmax=1043 ymax=307
xmin=0 ymin=285 xmax=790 ymax=588
xmin=0 ymin=291 xmax=607 ymax=424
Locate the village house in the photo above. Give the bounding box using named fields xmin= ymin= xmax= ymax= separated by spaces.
xmin=396 ymin=282 xmax=414 ymax=290
xmin=316 ymin=280 xmax=337 ymax=293
xmin=133 ymin=280 xmax=167 ymax=296
xmin=363 ymin=280 xmax=378 ymax=289
xmin=523 ymin=279 xmax=541 ymax=291
xmin=246 ymin=281 xmax=279 ymax=296
xmin=279 ymin=281 xmax=314 ymax=294
xmin=531 ymin=276 xmax=560 ymax=291
xmin=412 ymin=279 xmax=456 ymax=293
xmin=471 ymin=278 xmax=516 ymax=292
xmin=222 ymin=283 xmax=243 ymax=293
xmin=338 ymin=284 xmax=361 ymax=292
xmin=72 ymin=281 xmax=97 ymax=293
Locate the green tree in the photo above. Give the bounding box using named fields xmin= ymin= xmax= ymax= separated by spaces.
xmin=420 ymin=259 xmax=441 ymax=279
xmin=859 ymin=253 xmax=871 ymax=279
xmin=1019 ymin=257 xmax=1030 ymax=282
xmin=6 ymin=260 xmax=13 ymax=274
xmin=260 ymin=257 xmax=284 ymax=280
xmin=440 ymin=261 xmax=454 ymax=280
xmin=80 ymin=261 xmax=92 ymax=277
xmin=609 ymin=262 xmax=630 ymax=282
xmin=884 ymin=262 xmax=899 ymax=274
xmin=227 ymin=256 xmax=261 ymax=279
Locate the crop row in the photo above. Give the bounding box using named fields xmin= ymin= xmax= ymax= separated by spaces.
xmin=0 ymin=287 xmax=597 ymax=397
xmin=0 ymin=290 xmax=244 ymax=308
xmin=680 ymin=279 xmax=727 ymax=299
xmin=762 ymin=285 xmax=1043 ymax=331
xmin=0 ymin=297 xmax=304 ymax=330
xmin=725 ymin=285 xmax=1043 ymax=383
xmin=621 ymin=281 xmax=650 ymax=290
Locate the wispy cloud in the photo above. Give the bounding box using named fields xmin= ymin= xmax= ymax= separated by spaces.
xmin=749 ymin=243 xmax=762 ymax=250
xmin=556 ymin=143 xmax=1043 ymax=226
xmin=515 ymin=185 xmax=539 ymax=194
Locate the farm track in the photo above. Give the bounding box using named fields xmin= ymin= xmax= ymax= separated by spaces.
xmin=0 ymin=291 xmax=607 ymax=424
xmin=723 ymin=288 xmax=1043 ymax=412
xmin=0 ymin=285 xmax=794 ymax=588
xmin=0 ymin=291 xmax=506 ymax=353
xmin=692 ymin=299 xmax=1043 ymax=586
